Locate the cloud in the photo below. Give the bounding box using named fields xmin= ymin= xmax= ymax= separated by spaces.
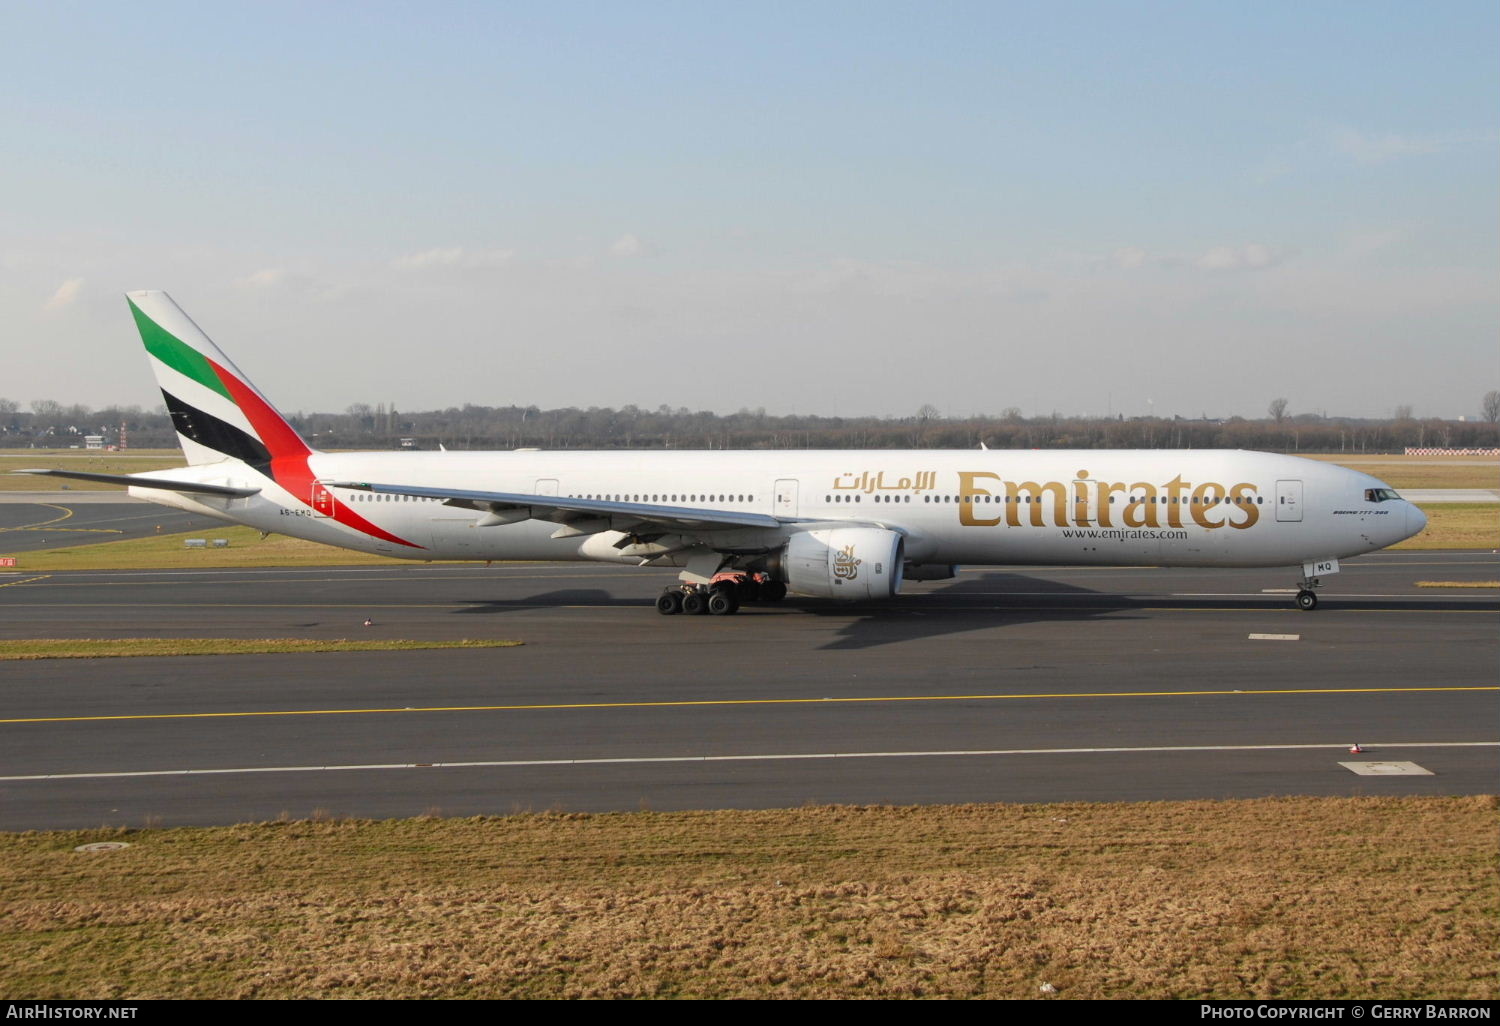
xmin=1249 ymin=154 xmax=1295 ymax=185
xmin=44 ymin=278 xmax=83 ymax=310
xmin=390 ymin=247 xmax=515 ymax=271
xmin=237 ymin=268 xmax=291 ymax=289
xmin=1338 ymin=227 xmax=1407 ymax=262
xmin=1331 ymin=127 xmax=1446 ymax=164
xmin=234 ymin=268 xmax=322 ymax=292
xmin=1250 ymin=128 xmax=1496 ymax=183
xmin=1112 ymin=247 xmax=1148 ymax=270
xmin=610 ymin=234 xmax=643 ymax=258
xmin=1329 ymin=126 xmax=1499 ymax=165
xmin=1194 ymin=244 xmax=1283 ymax=272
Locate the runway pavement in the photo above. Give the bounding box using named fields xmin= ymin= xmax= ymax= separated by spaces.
xmin=1 ymin=551 xmax=1495 ymax=829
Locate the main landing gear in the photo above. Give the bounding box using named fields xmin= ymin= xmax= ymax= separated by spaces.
xmin=655 ymin=572 xmax=788 ymax=616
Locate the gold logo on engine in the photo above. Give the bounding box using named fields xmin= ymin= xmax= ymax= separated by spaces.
xmin=833 ymin=544 xmax=861 ymax=580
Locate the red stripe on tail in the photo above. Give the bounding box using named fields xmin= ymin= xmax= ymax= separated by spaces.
xmin=209 ymin=359 xmax=424 ymax=549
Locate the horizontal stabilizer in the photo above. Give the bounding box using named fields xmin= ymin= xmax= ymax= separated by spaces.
xmin=12 ymin=469 xmax=261 ymax=498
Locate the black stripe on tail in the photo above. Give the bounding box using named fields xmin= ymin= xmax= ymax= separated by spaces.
xmin=162 ymin=389 xmax=273 ymax=474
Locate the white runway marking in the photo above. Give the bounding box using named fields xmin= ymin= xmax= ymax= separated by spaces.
xmin=1340 ymin=761 xmax=1434 ymax=776
xmin=1249 ymin=633 xmax=1300 ymax=641
xmin=4 ymin=741 xmax=1493 ymax=782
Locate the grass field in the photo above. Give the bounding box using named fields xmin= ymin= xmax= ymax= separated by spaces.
xmin=6 ymin=525 xmax=433 ymax=570
xmin=1391 ymin=503 xmax=1498 ymax=550
xmin=1304 ymin=455 xmax=1499 ymax=491
xmin=0 ymin=451 xmax=185 ymax=490
xmin=0 ymin=638 xmax=521 ymax=660
xmin=1 ymin=797 xmax=1494 ymax=999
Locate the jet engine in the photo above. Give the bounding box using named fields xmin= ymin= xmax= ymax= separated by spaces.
xmin=780 ymin=527 xmax=904 ymax=600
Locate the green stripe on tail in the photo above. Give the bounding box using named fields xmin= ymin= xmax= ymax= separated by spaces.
xmin=128 ymin=298 xmax=234 ymax=401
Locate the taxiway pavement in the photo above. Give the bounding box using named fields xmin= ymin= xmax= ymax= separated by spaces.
xmin=0 ymin=499 xmax=225 ymax=552
xmin=1 ymin=552 xmax=1495 ymax=829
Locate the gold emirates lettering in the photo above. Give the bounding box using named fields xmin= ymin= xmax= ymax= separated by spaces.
xmin=957 ymin=471 xmax=1261 ymax=530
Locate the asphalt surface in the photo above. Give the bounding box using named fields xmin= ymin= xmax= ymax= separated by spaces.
xmin=0 ymin=499 xmax=226 ymax=552
xmin=1 ymin=551 xmax=1495 ymax=829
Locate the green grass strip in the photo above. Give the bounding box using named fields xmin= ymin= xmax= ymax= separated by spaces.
xmin=0 ymin=638 xmax=522 ymax=660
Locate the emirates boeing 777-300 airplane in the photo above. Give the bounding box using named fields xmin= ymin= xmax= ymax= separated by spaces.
xmin=20 ymin=291 xmax=1427 ymax=615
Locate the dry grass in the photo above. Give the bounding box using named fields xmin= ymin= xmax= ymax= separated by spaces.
xmin=1 ymin=452 xmax=186 ymax=491
xmin=0 ymin=638 xmax=521 ymax=660
xmin=0 ymin=797 xmax=1494 ymax=999
xmin=1394 ymin=504 xmax=1499 ymax=550
xmin=1304 ymin=456 xmax=1499 ymax=491
xmin=7 ymin=526 xmax=440 ymax=570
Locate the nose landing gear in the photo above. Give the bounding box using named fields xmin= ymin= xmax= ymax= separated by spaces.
xmin=1294 ymin=570 xmax=1323 ymax=611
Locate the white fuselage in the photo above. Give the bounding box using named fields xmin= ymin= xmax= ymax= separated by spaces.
xmin=131 ymin=448 xmax=1424 ymax=571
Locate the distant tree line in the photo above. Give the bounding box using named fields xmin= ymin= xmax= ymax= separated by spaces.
xmin=2 ymin=393 xmax=1497 ymax=453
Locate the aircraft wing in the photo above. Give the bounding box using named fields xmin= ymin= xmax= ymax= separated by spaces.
xmin=11 ymin=469 xmax=261 ymax=498
xmin=325 ymin=480 xmax=787 ymax=534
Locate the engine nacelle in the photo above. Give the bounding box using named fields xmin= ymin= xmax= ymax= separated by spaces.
xmin=782 ymin=528 xmax=904 ymax=601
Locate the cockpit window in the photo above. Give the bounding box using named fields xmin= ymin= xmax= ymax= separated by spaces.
xmin=1364 ymin=488 xmax=1401 ymax=502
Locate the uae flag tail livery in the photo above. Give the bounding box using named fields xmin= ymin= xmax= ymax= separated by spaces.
xmin=129 ymin=290 xmax=311 ymax=475
xmin=123 ymin=290 xmax=421 ymax=549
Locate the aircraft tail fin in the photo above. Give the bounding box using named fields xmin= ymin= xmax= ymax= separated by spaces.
xmin=126 ymin=290 xmax=313 ymax=470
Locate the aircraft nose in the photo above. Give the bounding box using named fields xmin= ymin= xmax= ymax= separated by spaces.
xmin=1405 ymin=502 xmax=1428 ymax=541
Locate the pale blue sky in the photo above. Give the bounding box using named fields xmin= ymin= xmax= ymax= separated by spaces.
xmin=3 ymin=1 xmax=1496 ymax=420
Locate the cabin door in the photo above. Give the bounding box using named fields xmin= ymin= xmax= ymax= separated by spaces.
xmin=310 ymin=482 xmax=336 ymax=518
xmin=1275 ymin=480 xmax=1303 ymax=522
xmin=773 ymin=479 xmax=799 ymax=518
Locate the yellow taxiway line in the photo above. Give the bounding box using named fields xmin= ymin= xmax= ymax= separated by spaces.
xmin=0 ymin=503 xmax=121 ymax=535
xmin=2 ymin=684 xmax=1494 ymax=726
